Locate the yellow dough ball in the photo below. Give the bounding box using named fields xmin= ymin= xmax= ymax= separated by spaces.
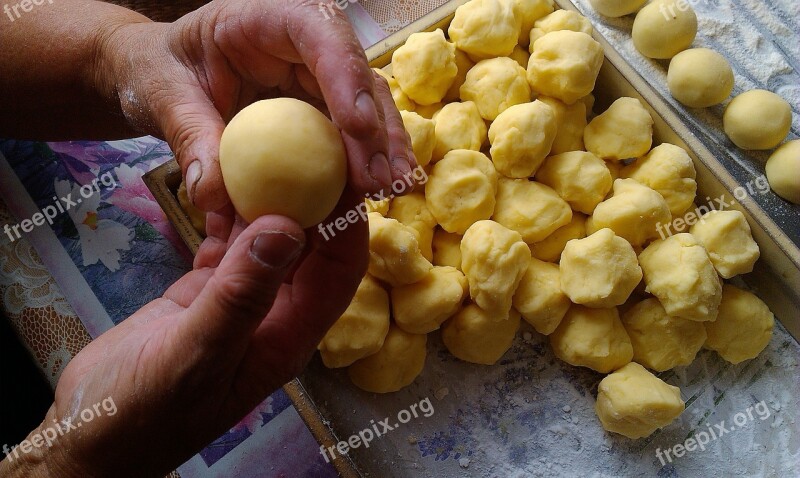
xmin=432 ymin=229 xmax=463 ymax=270
xmin=488 ymin=100 xmax=557 ymax=178
xmin=587 ymin=178 xmax=672 ymax=246
xmin=367 ymin=213 xmax=432 ymax=286
xmin=373 ymin=68 xmax=416 ymax=112
xmin=392 ymin=29 xmax=457 ymax=105
xmin=529 ymin=212 xmax=587 ymax=263
xmin=442 ymin=304 xmax=521 ymax=365
xmin=348 ymin=324 xmax=427 ymax=393
xmin=387 ymin=192 xmax=437 ymax=261
xmin=219 ymin=98 xmax=347 ymax=228
xmin=621 ymin=298 xmax=706 ymax=371
xmin=723 ymin=90 xmax=792 ymax=150
xmin=318 ymin=274 xmax=390 ymax=368
xmin=560 ymin=228 xmax=643 ymax=308
xmin=621 ymin=143 xmax=697 ymax=216
xmin=667 ymin=48 xmax=734 ymax=107
xmin=589 ymin=0 xmax=647 ymax=17
xmin=527 ymin=30 xmax=603 ymax=105
xmin=584 ymin=97 xmax=654 ymax=161
xmin=595 ymin=362 xmax=685 ymax=438
xmin=493 ymin=178 xmax=573 ymax=244
xmin=529 ymin=9 xmax=593 ymax=46
xmin=515 ymin=0 xmax=555 ymax=46
xmin=448 ymin=0 xmax=521 ymax=60
xmin=632 ymin=0 xmax=697 ymax=59
xmin=400 ymin=111 xmax=436 ymax=168
xmin=549 ymin=305 xmax=633 ymax=373
xmin=704 ymin=285 xmax=774 ymax=364
xmin=690 ymin=210 xmax=760 ymax=279
xmin=536 ymin=151 xmax=613 ymax=214
xmin=444 ymin=49 xmax=477 ymax=103
xmin=538 ymin=96 xmax=587 ymax=154
xmin=765 ymin=140 xmax=800 ymax=204
xmin=432 ymin=102 xmax=487 ymax=161
xmin=392 ymin=266 xmax=468 ymax=334
xmin=461 ymin=57 xmax=532 ymax=121
xmin=513 ymin=257 xmax=571 ymax=334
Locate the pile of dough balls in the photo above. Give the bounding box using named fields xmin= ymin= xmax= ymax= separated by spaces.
xmin=314 ymin=0 xmax=776 ymax=441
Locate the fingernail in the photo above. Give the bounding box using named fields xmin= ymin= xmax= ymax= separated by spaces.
xmin=368 ymin=153 xmax=392 ymax=188
xmin=250 ymin=231 xmax=304 ymax=269
xmin=355 ymin=90 xmax=379 ymax=126
xmin=392 ymin=155 xmax=412 ymax=179
xmin=185 ymin=161 xmax=202 ymax=204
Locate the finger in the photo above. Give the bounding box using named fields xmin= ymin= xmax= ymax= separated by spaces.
xmin=373 ymin=71 xmax=418 ymax=191
xmin=194 ymin=205 xmax=236 ymax=269
xmin=163 ymin=268 xmax=215 ymax=307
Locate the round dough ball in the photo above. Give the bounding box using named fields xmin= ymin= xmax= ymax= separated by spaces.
xmin=373 ymin=68 xmax=416 ymax=112
xmin=667 ymin=48 xmax=734 ymax=107
xmin=560 ymin=228 xmax=643 ymax=308
xmin=723 ymin=90 xmax=792 ymax=150
xmin=632 ymin=0 xmax=697 ymax=59
xmin=493 ymin=178 xmax=573 ymax=244
xmin=367 ymin=213 xmax=432 ymax=286
xmin=392 ymin=266 xmax=468 ymax=334
xmin=516 ymin=0 xmax=555 ymax=46
xmin=448 ymin=0 xmax=521 ymax=60
xmin=348 ymin=324 xmax=427 ymax=393
xmin=587 ymin=178 xmax=672 ymax=246
xmin=392 ymin=29 xmax=457 ymax=105
xmin=621 ymin=298 xmax=706 ymax=371
xmin=595 ymin=362 xmax=684 ymax=439
xmin=513 ymin=257 xmax=570 ymax=334
xmin=432 ymin=102 xmax=487 ymax=161
xmin=621 ymin=143 xmax=697 ymax=216
xmin=536 ymin=151 xmax=613 ymax=214
xmin=461 ymin=57 xmax=531 ymax=121
xmin=387 ymin=192 xmax=437 ymax=261
xmin=529 ymin=212 xmax=587 ymax=263
xmin=704 ymin=284 xmax=774 ymax=364
xmin=426 ymin=150 xmax=498 ymax=234
xmin=488 ymin=100 xmax=557 ymax=178
xmin=589 ymin=0 xmax=647 ymax=17
xmin=549 ymin=305 xmax=633 ymax=373
xmin=538 ymin=96 xmax=587 ymax=154
xmin=527 ymin=30 xmax=603 ymax=105
xmin=690 ymin=210 xmax=760 ymax=279
xmin=442 ymin=304 xmax=521 ymax=365
xmin=584 ymin=97 xmax=654 ymax=161
xmin=529 ymin=9 xmax=593 ymax=46
xmin=766 ymin=140 xmax=800 ymax=204
xmin=444 ymin=49 xmax=477 ymax=103
xmin=400 ymin=111 xmax=436 ymax=167
xmin=432 ymin=229 xmax=463 ymax=270
xmin=318 ymin=274 xmax=390 ymax=368
xmin=219 ymin=98 xmax=346 ymax=228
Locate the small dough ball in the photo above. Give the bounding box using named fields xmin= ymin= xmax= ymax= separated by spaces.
xmin=348 ymin=324 xmax=427 ymax=393
xmin=584 ymin=97 xmax=654 ymax=161
xmin=690 ymin=210 xmax=759 ymax=278
xmin=766 ymin=140 xmax=800 ymax=204
xmin=621 ymin=298 xmax=706 ymax=371
xmin=432 ymin=102 xmax=487 ymax=161
xmin=595 ymin=362 xmax=685 ymax=439
xmin=513 ymin=257 xmax=570 ymax=334
xmin=560 ymin=228 xmax=643 ymax=307
xmin=177 ymin=181 xmax=206 ymax=236
xmin=365 ymin=197 xmax=390 ymax=216
xmin=536 ymin=151 xmax=613 ymax=214
xmin=621 ymin=143 xmax=697 ymax=216
xmin=588 ymin=178 xmax=672 ymax=246
xmin=318 ymin=274 xmax=390 ymax=368
xmin=392 ymin=266 xmax=468 ymax=334
xmin=442 ymin=304 xmax=521 ymax=364
xmin=515 ymin=0 xmax=555 ymax=46
xmin=444 ymin=49 xmax=477 ymax=103
xmin=388 ymin=192 xmax=437 ymax=261
xmin=538 ymin=96 xmax=587 ymax=154
xmin=632 ymin=0 xmax=697 ymax=59
xmin=415 ymin=102 xmax=444 ymax=119
xmin=550 ymin=305 xmax=633 ymax=373
xmin=488 ymin=100 xmax=557 ymax=178
xmin=704 ymin=285 xmax=774 ymax=364
xmin=509 ymin=44 xmax=531 ymax=69
xmin=373 ymin=68 xmax=416 ymax=112
xmin=723 ymin=90 xmax=792 ymax=150
xmin=638 ymin=233 xmax=722 ymax=322
xmin=367 ymin=213 xmax=432 ymax=286
xmin=449 ymin=0 xmax=521 ymax=60
xmin=461 ymin=220 xmax=531 ymax=318
xmin=527 ymin=30 xmax=603 ymax=105
xmin=493 ymin=178 xmax=573 ymax=243
xmin=392 ymin=29 xmax=457 ymax=105
xmin=426 ymin=150 xmax=498 ymax=234
xmin=529 ymin=212 xmax=587 ymax=262
xmin=432 ymin=229 xmax=463 ymax=270
xmin=667 ymin=48 xmax=734 ymax=107
xmin=219 ymin=98 xmax=346 ymax=228
xmin=461 ymin=57 xmax=531 ymax=121
xmin=589 ymin=0 xmax=647 ymax=17
xmin=400 ymin=111 xmax=436 ymax=167
xmin=529 ymin=9 xmax=593 ymax=46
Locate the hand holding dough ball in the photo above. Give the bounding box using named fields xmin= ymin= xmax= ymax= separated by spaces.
xmin=632 ymin=0 xmax=697 ymax=59
xmin=527 ymin=31 xmax=603 ymax=105
xmin=529 ymin=9 xmax=593 ymax=46
xmin=513 ymin=257 xmax=570 ymax=334
xmin=432 ymin=102 xmax=487 ymax=161
xmin=549 ymin=305 xmax=633 ymax=373
xmin=584 ymin=97 xmax=654 ymax=161
xmin=704 ymin=285 xmax=774 ymax=364
xmin=589 ymin=0 xmax=647 ymax=17
xmin=667 ymin=48 xmax=734 ymax=107
xmin=538 ymin=96 xmax=587 ymax=154
xmin=444 ymin=49 xmax=477 ymax=103
xmin=515 ymin=0 xmax=555 ymax=46
xmin=621 ymin=143 xmax=697 ymax=216
xmin=638 ymin=233 xmax=722 ymax=322
xmin=488 ymin=100 xmax=557 ymax=178
xmin=219 ymin=98 xmax=346 ymax=228
xmin=621 ymin=298 xmax=706 ymax=371
xmin=348 ymin=324 xmax=427 ymax=393
xmin=595 ymin=362 xmax=684 ymax=438
xmin=442 ymin=304 xmax=521 ymax=365
xmin=493 ymin=178 xmax=573 ymax=243
xmin=400 ymin=111 xmax=436 ymax=167
xmin=560 ymin=228 xmax=643 ymax=307
xmin=690 ymin=210 xmax=759 ymax=278
xmin=587 ymin=178 xmax=672 ymax=246
xmin=388 ymin=192 xmax=437 ymax=261
xmin=392 ymin=266 xmax=468 ymax=334
xmin=449 ymin=0 xmax=521 ymax=60
xmin=461 ymin=57 xmax=531 ymax=121
xmin=536 ymin=151 xmax=613 ymax=214
xmin=432 ymin=229 xmax=463 ymax=270
xmin=723 ymin=90 xmax=792 ymax=150
xmin=765 ymin=140 xmax=800 ymax=204
xmin=461 ymin=220 xmax=531 ymax=319
xmin=529 ymin=213 xmax=587 ymax=263
xmin=318 ymin=274 xmax=390 ymax=368
xmin=392 ymin=29 xmax=457 ymax=105
xmin=367 ymin=213 xmax=432 ymax=286
xmin=373 ymin=68 xmax=416 ymax=112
